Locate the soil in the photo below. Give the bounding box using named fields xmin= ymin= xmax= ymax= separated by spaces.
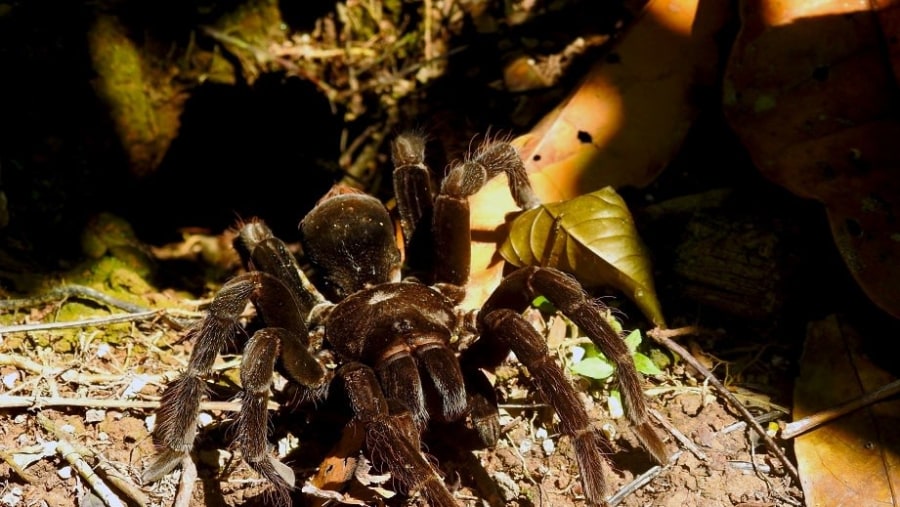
xmin=0 ymin=295 xmax=803 ymax=507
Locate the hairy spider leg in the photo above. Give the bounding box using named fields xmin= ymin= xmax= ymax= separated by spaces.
xmin=324 ymin=283 xmax=468 ymax=428
xmin=144 ymin=271 xmax=331 ymax=488
xmin=391 ymin=133 xmax=540 ymax=287
xmin=339 ymin=362 xmax=459 ymax=507
xmin=236 ymin=327 xmax=297 ymax=502
xmin=464 ymin=266 xmax=670 ymax=506
xmin=391 ymin=132 xmax=433 ymax=253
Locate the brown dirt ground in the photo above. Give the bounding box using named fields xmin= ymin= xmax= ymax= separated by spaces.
xmin=0 ymin=271 xmax=803 ymax=507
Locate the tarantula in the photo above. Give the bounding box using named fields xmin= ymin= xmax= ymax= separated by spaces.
xmin=143 ymin=134 xmax=669 ymax=506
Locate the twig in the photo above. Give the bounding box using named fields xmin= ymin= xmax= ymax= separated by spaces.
xmin=780 ymin=378 xmax=900 ymax=439
xmin=649 ymin=408 xmax=706 ymax=461
xmin=0 ymin=395 xmax=278 ymax=412
xmin=607 ymin=451 xmax=682 ymax=506
xmin=0 ymin=285 xmax=147 ymax=313
xmin=173 ymin=455 xmax=197 ymax=507
xmin=720 ymin=410 xmax=785 ymax=435
xmin=0 ymin=353 xmax=236 ymax=387
xmin=0 ymin=310 xmax=162 ymax=334
xmin=647 ymin=328 xmax=801 ymax=486
xmin=0 ymin=284 xmax=196 ymax=330
xmin=35 ymin=415 xmax=150 ymax=507
xmin=0 ymin=449 xmax=40 ymax=484
xmin=36 ymin=413 xmax=126 ymax=507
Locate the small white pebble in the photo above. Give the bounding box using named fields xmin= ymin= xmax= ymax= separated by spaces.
xmin=277 ymin=434 xmax=299 ymax=458
xmin=97 ymin=432 xmax=109 ymax=442
xmin=518 ymin=438 xmax=533 ymax=454
xmin=144 ymin=414 xmax=156 ymax=432
xmin=96 ymin=343 xmax=111 ymax=358
xmin=570 ymin=346 xmax=586 ymax=363
xmin=57 ymin=466 xmax=73 ymax=479
xmin=60 ymin=424 xmax=76 ymax=435
xmin=0 ymin=486 xmax=23 ymax=507
xmin=122 ymin=376 xmax=148 ymax=398
xmin=197 ymin=412 xmax=214 ymax=428
xmin=84 ymin=409 xmax=105 ymax=424
xmin=535 ymin=427 xmax=548 ymax=439
xmin=13 ymin=414 xmax=27 ymax=424
xmin=2 ymin=371 xmax=19 ymax=389
xmin=601 ymin=422 xmax=616 ymax=441
xmin=542 ymin=438 xmax=555 ymax=455
xmin=607 ymin=392 xmax=624 ymax=419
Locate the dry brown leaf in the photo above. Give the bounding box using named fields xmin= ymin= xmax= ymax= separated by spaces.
xmin=723 ymin=0 xmax=900 ymax=317
xmin=464 ymin=0 xmax=730 ymax=307
xmin=307 ymin=420 xmax=366 ymax=507
xmin=793 ymin=315 xmax=900 ymax=506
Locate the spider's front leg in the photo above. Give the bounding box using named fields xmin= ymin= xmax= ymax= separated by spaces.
xmin=338 ymin=362 xmax=459 ymax=507
xmin=392 ymin=134 xmax=540 ymax=286
xmin=144 ymin=223 xmax=332 ymax=499
xmin=466 ymin=266 xmax=669 ymax=506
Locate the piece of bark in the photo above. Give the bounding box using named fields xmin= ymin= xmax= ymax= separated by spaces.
xmin=672 ymin=210 xmax=787 ymax=320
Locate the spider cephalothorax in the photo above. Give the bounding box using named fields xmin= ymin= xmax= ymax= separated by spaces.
xmin=143 ymin=134 xmax=669 ymax=506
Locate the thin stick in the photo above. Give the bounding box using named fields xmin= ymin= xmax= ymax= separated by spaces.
xmin=0 ymin=285 xmax=147 ymax=313
xmin=36 ymin=413 xmax=126 ymax=507
xmin=649 ymin=408 xmax=707 ymax=461
xmin=35 ymin=414 xmax=150 ymax=507
xmin=780 ymin=378 xmax=900 ymax=439
xmin=0 ymin=353 xmax=236 ymax=386
xmin=0 ymin=449 xmax=40 ymax=484
xmin=173 ymin=455 xmax=197 ymax=507
xmin=0 ymin=395 xmax=278 ymax=412
xmin=647 ymin=328 xmax=801 ymax=486
xmin=0 ymin=310 xmax=161 ymax=334
xmin=607 ymin=451 xmax=682 ymax=506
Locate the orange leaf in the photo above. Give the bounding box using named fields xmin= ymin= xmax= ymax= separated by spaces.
xmin=465 ymin=0 xmax=730 ymax=308
xmin=723 ymin=0 xmax=900 ymax=317
xmin=793 ymin=315 xmax=900 ymax=506
xmin=307 ymin=420 xmax=365 ymax=507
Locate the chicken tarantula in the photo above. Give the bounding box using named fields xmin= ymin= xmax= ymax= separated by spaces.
xmin=143 ymin=133 xmax=669 ymax=506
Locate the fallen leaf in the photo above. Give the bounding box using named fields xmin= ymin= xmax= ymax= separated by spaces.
xmin=793 ymin=315 xmax=900 ymax=506
xmin=465 ymin=0 xmax=731 ymax=308
xmin=500 ymin=187 xmax=665 ymax=327
xmin=723 ymin=0 xmax=900 ymax=317
xmin=307 ymin=420 xmax=365 ymax=507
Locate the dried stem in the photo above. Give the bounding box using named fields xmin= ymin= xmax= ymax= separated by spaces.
xmin=780 ymin=378 xmax=900 ymax=439
xmin=0 ymin=395 xmax=277 ymax=412
xmin=647 ymin=327 xmax=801 ymax=486
xmin=36 ymin=413 xmax=126 ymax=507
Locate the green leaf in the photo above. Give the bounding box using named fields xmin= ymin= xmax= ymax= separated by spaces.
xmin=623 ymin=329 xmax=642 ymax=352
xmin=500 ymin=187 xmax=666 ymax=327
xmin=571 ymin=356 xmax=615 ymax=380
xmin=633 ymin=352 xmax=663 ymax=376
xmin=531 ymin=295 xmax=556 ymax=314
